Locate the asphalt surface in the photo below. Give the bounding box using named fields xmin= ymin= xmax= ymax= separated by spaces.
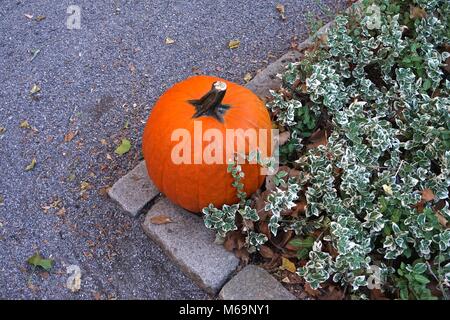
xmin=0 ymin=0 xmax=346 ymax=299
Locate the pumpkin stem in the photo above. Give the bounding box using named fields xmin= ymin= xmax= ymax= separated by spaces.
xmin=189 ymin=81 xmax=230 ymax=123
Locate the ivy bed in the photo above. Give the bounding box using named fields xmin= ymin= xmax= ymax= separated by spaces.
xmin=202 ymin=0 xmax=450 ymax=300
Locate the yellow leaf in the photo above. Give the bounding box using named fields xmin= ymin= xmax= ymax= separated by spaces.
xmin=80 ymin=181 xmax=90 ymax=191
xmin=30 ymin=84 xmax=41 ymax=94
xmin=20 ymin=120 xmax=31 ymax=129
xmin=382 ymin=184 xmax=393 ymax=196
xmin=281 ymin=257 xmax=296 ymax=273
xmin=243 ymin=72 xmax=252 ymax=83
xmin=150 ymin=214 xmax=173 ymax=225
xmin=228 ymin=40 xmax=240 ymax=49
xmin=25 ymin=158 xmax=37 ymax=171
xmin=165 ymin=37 xmax=175 ymax=45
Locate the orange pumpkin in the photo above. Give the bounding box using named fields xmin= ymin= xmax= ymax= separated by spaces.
xmin=142 ymin=75 xmax=272 ymax=212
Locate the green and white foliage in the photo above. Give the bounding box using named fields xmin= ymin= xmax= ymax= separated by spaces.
xmin=203 ymin=0 xmax=450 ymax=298
xmin=278 ymin=0 xmax=450 ymax=295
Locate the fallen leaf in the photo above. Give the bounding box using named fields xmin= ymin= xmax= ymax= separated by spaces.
xmin=80 ymin=181 xmax=90 ymax=191
xmin=421 ymin=188 xmax=435 ymax=202
xmin=243 ymin=72 xmax=253 ymax=83
xmin=56 ymin=207 xmax=66 ymax=217
xmin=410 ymin=6 xmax=427 ymax=19
xmin=382 ymin=184 xmax=393 ymax=196
xmin=0 ymin=195 xmax=4 ymax=206
xmin=30 ymin=84 xmax=41 ymax=94
xmin=276 ymin=3 xmax=286 ymax=20
xmin=64 ymin=130 xmax=78 ymax=142
xmin=100 ymin=139 xmax=107 ymax=145
xmin=278 ymin=131 xmax=290 ymax=146
xmin=93 ymin=291 xmax=102 ymax=300
xmin=27 ymin=252 xmax=53 ymax=271
xmin=258 ymin=245 xmax=274 ymax=259
xmin=66 ymin=265 xmax=82 ymax=292
xmin=191 ymin=66 xmax=202 ymax=75
xmin=98 ymin=186 xmax=111 ymax=197
xmin=228 ymin=39 xmax=240 ymax=49
xmin=306 ymin=129 xmax=327 ymax=149
xmin=235 ymin=247 xmax=250 ymax=264
xmin=150 ymin=214 xmax=173 ymax=225
xmin=25 ymin=158 xmax=37 ymax=171
xmin=304 ymin=282 xmax=321 ymax=297
xmin=30 ymin=48 xmax=40 ymax=61
xmin=436 ymin=212 xmax=448 ymax=227
xmin=128 ymin=63 xmax=136 ymax=74
xmin=281 ymin=257 xmax=297 ymax=273
xmin=24 ymin=14 xmax=33 ymax=19
xmin=369 ymin=288 xmax=389 ymax=300
xmin=114 ymin=139 xmax=131 ymax=155
xmin=0 ymin=127 xmax=6 ymax=134
xmin=41 ymin=198 xmax=62 ymax=213
xmin=281 ymin=276 xmax=290 ymax=283
xmin=165 ymin=37 xmax=175 ymax=45
xmin=319 ymin=285 xmax=345 ymax=300
xmin=20 ymin=120 xmax=31 ymax=129
xmin=35 ymin=15 xmax=46 ymax=22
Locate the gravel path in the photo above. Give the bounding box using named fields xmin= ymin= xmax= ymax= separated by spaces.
xmin=0 ymin=0 xmax=346 ymax=299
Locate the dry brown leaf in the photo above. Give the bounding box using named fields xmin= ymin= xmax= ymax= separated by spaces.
xmin=444 ymin=56 xmax=450 ymax=75
xmin=191 ymin=66 xmax=202 ymax=75
xmin=306 ymin=129 xmax=328 ymax=149
xmin=35 ymin=15 xmax=46 ymax=22
xmin=410 ymin=6 xmax=427 ymax=19
xmin=278 ymin=131 xmax=290 ymax=146
xmin=304 ymin=283 xmax=321 ymax=297
xmin=64 ymin=130 xmax=78 ymax=142
xmin=93 ymin=291 xmax=102 ymax=300
xmin=422 ymin=188 xmax=435 ymax=202
xmin=319 ymin=285 xmax=345 ymax=300
xmin=276 ymin=3 xmax=286 ymax=20
xmin=436 ymin=212 xmax=448 ymax=227
xmin=56 ymin=207 xmax=66 ymax=217
xmin=98 ymin=186 xmax=111 ymax=197
xmin=259 ymin=245 xmax=274 ymax=259
xmin=369 ymin=288 xmax=389 ymax=300
xmin=235 ymin=247 xmax=250 ymax=264
xmin=223 ymin=238 xmax=235 ymax=252
xmin=128 ymin=63 xmax=136 ymax=74
xmin=149 ymin=214 xmax=173 ymax=225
